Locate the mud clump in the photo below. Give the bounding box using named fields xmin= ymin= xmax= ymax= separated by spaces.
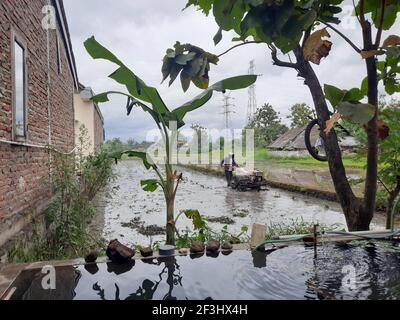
xmin=206 ymin=240 xmax=220 ymax=252
xmin=140 ymin=247 xmax=154 ymax=257
xmin=106 ymin=239 xmax=135 ymax=263
xmin=85 ymin=251 xmax=98 ymax=263
xmin=122 ymin=217 xmax=165 ymax=236
xmin=206 ymin=216 xmax=235 ymax=225
xmin=233 ymin=209 xmax=249 ymax=218
xmin=121 ymin=217 xmax=142 ymax=229
xmin=138 ymin=225 xmax=166 ymax=236
xmin=222 ymin=242 xmax=233 ymax=250
xmin=190 ymin=241 xmax=205 ymax=254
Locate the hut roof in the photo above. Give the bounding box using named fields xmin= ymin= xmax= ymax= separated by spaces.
xmin=269 ymin=126 xmax=358 ymax=151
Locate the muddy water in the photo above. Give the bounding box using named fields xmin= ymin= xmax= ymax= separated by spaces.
xmin=101 ymin=160 xmax=386 ymax=246
xmin=255 ymin=160 xmax=364 ymax=196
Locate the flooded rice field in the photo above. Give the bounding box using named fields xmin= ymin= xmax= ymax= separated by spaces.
xmin=100 ymin=160 xmax=386 ymax=246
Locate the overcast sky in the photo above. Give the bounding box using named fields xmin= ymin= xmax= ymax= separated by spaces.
xmin=63 ymin=0 xmax=399 ymax=142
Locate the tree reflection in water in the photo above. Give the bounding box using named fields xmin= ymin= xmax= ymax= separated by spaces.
xmin=91 ymin=257 xmax=183 ymax=300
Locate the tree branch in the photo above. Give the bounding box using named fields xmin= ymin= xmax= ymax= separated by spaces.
xmin=302 ymin=26 xmax=312 ymax=48
xmin=378 ymin=176 xmax=391 ymax=194
xmin=352 ymin=0 xmax=361 ymax=24
xmin=319 ymin=21 xmax=362 ymax=53
xmin=217 ymin=41 xmax=263 ymax=58
xmin=359 ymin=0 xmax=368 ymax=29
xmin=268 ymin=44 xmax=299 ymax=69
xmin=375 ymin=0 xmax=387 ymax=48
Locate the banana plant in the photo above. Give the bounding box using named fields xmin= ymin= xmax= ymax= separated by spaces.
xmin=84 ymin=36 xmax=257 ymax=245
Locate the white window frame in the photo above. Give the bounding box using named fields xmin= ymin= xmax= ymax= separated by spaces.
xmin=11 ymin=30 xmax=28 ymax=141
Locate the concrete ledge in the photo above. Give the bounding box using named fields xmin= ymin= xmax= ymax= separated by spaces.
xmin=0 ymin=243 xmax=251 ymax=300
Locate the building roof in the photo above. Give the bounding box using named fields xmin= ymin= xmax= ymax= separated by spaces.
xmin=77 ymin=84 xmax=104 ymax=124
xmin=53 ymin=0 xmax=79 ymax=90
xmin=269 ymin=126 xmax=358 ymax=151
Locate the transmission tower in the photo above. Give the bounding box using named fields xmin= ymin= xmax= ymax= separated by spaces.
xmin=221 ymin=93 xmax=236 ymax=131
xmin=247 ymin=60 xmax=257 ymax=124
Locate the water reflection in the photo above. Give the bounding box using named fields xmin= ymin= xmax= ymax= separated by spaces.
xmin=10 ymin=243 xmax=400 ymax=300
xmin=88 ymin=257 xmax=183 ymax=300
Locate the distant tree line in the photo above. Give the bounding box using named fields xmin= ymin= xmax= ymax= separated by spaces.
xmin=246 ymin=102 xmax=315 ymax=148
xmin=103 ymin=138 xmax=153 ymax=154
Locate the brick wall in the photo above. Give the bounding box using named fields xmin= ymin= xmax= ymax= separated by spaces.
xmin=0 ymin=0 xmax=75 ymax=248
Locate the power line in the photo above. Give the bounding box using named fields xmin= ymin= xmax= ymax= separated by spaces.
xmin=221 ymin=93 xmax=236 ymax=131
xmin=247 ymin=60 xmax=257 ymax=124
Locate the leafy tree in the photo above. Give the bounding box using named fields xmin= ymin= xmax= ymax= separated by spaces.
xmin=379 ymin=100 xmax=400 ymax=229
xmin=166 ymin=0 xmax=400 ymax=231
xmin=247 ymin=103 xmax=288 ymax=147
xmin=126 ymin=138 xmax=137 ymax=149
xmin=104 ymin=138 xmax=125 ymax=154
xmin=288 ymin=103 xmax=315 ymax=128
xmin=84 ymin=37 xmax=256 ymax=245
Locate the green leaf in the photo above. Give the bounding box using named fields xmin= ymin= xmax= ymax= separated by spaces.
xmin=385 ymin=78 xmax=399 ymax=95
xmin=161 ymin=57 xmax=173 ymax=82
xmin=336 ymin=102 xmax=376 ymax=125
xmin=172 ymin=91 xmax=213 ymax=128
xmin=213 ymin=0 xmax=246 ymax=32
xmin=185 ymin=0 xmax=213 ymax=15
xmin=192 ymin=74 xmax=210 ymax=89
xmin=91 ymin=92 xmax=112 ymax=103
xmin=168 ymin=64 xmax=184 ymax=86
xmin=113 ymin=150 xmax=157 ymax=170
xmin=84 ymin=36 xmax=124 ymax=66
xmin=175 ymin=52 xmax=197 ymax=65
xmin=172 ymin=75 xmax=257 ymax=127
xmin=245 ymin=0 xmax=264 ymax=6
xmin=208 ymin=74 xmax=258 ymax=91
xmin=213 ymin=28 xmax=223 ymax=45
xmin=343 ymin=88 xmax=364 ymax=102
xmin=187 ymin=57 xmax=204 ymax=77
xmin=91 ymin=91 xmax=157 ymax=119
xmin=324 ymin=84 xmax=346 ymax=107
xmin=180 ymin=71 xmax=192 ymax=92
xmin=141 ymin=179 xmax=160 ymax=192
xmin=386 ymin=46 xmax=400 ymax=59
xmin=372 ymin=4 xmax=398 ymax=30
xmin=361 ymin=77 xmax=369 ymax=96
xmin=84 ymin=36 xmax=171 ymax=118
xmin=183 ymin=209 xmax=206 ymax=230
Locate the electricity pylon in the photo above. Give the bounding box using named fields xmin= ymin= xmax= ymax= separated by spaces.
xmin=247 ymin=60 xmax=257 ymax=124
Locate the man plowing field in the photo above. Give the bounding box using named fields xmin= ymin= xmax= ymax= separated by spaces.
xmin=220 ymin=153 xmax=239 ymax=187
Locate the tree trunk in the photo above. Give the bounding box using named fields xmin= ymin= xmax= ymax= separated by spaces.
xmin=294 ymin=47 xmax=370 ymax=231
xmin=166 ymin=194 xmax=175 ymax=245
xmin=165 ymin=165 xmax=176 ymax=245
xmin=385 ymin=180 xmax=400 ymax=230
xmin=362 ymin=21 xmax=379 ymax=228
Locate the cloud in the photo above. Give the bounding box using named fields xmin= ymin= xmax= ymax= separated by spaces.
xmin=63 ymin=0 xmax=399 ymax=142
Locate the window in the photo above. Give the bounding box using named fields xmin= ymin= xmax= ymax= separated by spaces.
xmin=13 ymin=39 xmax=26 ymax=138
xmin=56 ymin=32 xmax=62 ymax=74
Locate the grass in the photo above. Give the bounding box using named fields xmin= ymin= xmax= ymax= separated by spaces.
xmin=120 ymin=146 xmax=367 ymax=169
xmin=253 ymin=148 xmax=366 ymax=168
xmin=265 ymin=218 xmax=344 ymax=240
xmin=176 ymin=148 xmax=367 ymax=169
